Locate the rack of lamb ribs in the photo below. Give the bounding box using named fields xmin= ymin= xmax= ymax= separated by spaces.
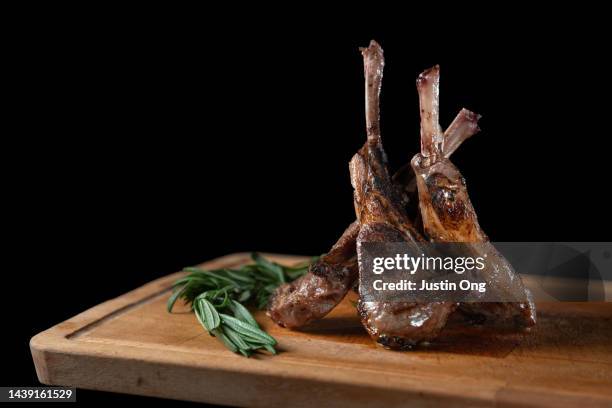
xmin=268 ymin=40 xmax=536 ymax=346
xmin=267 ymin=43 xmax=480 ymax=330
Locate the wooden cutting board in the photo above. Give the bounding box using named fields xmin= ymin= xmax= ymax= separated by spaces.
xmin=30 ymin=253 xmax=612 ymax=407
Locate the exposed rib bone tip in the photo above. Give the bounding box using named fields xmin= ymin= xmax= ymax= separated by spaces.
xmin=417 ymin=65 xmax=440 ymax=84
xmin=360 ymin=40 xmax=383 ymax=57
xmin=460 ymin=108 xmax=482 ymax=122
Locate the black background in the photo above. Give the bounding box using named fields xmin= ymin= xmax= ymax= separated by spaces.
xmin=4 ymin=7 xmax=610 ymax=406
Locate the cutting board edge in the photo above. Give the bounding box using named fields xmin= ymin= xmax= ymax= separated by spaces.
xmin=29 ymin=325 xmax=612 ymax=408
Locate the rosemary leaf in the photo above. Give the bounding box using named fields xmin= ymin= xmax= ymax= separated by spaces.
xmin=223 ymin=325 xmax=252 ymax=351
xmin=183 ymin=268 xmax=239 ymax=287
xmin=252 ymin=252 xmax=286 ymax=284
xmin=237 ymin=290 xmax=251 ymax=303
xmin=223 ymin=268 xmax=256 ymax=284
xmin=195 ymin=298 xmax=220 ymax=331
xmin=212 ymin=328 xmax=238 ymax=353
xmin=229 ymin=300 xmax=260 ymax=328
xmin=219 ymin=313 xmax=276 ymax=345
xmin=167 ymin=284 xmax=188 ymax=313
xmin=263 ymin=344 xmax=278 ymax=355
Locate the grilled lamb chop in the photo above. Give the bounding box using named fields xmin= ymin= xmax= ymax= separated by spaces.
xmin=267 ymin=78 xmax=480 ymax=330
xmin=351 ymin=41 xmax=456 ymax=349
xmin=267 ymin=221 xmax=359 ymax=328
xmin=410 ymin=65 xmax=536 ymax=329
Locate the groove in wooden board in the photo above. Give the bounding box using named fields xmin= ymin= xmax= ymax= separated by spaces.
xmin=67 ymin=253 xmax=257 ymax=339
xmin=30 ymin=253 xmax=612 ymax=407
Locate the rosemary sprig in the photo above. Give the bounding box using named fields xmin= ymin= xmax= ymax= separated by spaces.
xmin=167 ymin=252 xmax=317 ymax=356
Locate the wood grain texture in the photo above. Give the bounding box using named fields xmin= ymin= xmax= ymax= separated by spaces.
xmin=30 ymin=253 xmax=612 ymax=407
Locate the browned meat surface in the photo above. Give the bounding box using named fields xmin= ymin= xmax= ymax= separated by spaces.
xmin=266 ymin=221 xmax=359 ymax=328
xmin=267 ymin=64 xmax=481 ymax=331
xmin=351 ymin=41 xmax=456 ymax=349
xmin=410 ymin=65 xmax=536 ymax=329
xmin=394 ymin=108 xmax=481 ymax=228
xmin=355 ymin=224 xmax=456 ymax=350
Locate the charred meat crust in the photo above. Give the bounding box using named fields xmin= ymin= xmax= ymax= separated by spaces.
xmin=357 ymin=222 xmax=405 ymax=243
xmin=426 ymin=173 xmax=470 ymax=230
xmin=310 ymin=260 xmax=354 ymax=280
xmin=458 ymin=297 xmax=536 ymax=330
